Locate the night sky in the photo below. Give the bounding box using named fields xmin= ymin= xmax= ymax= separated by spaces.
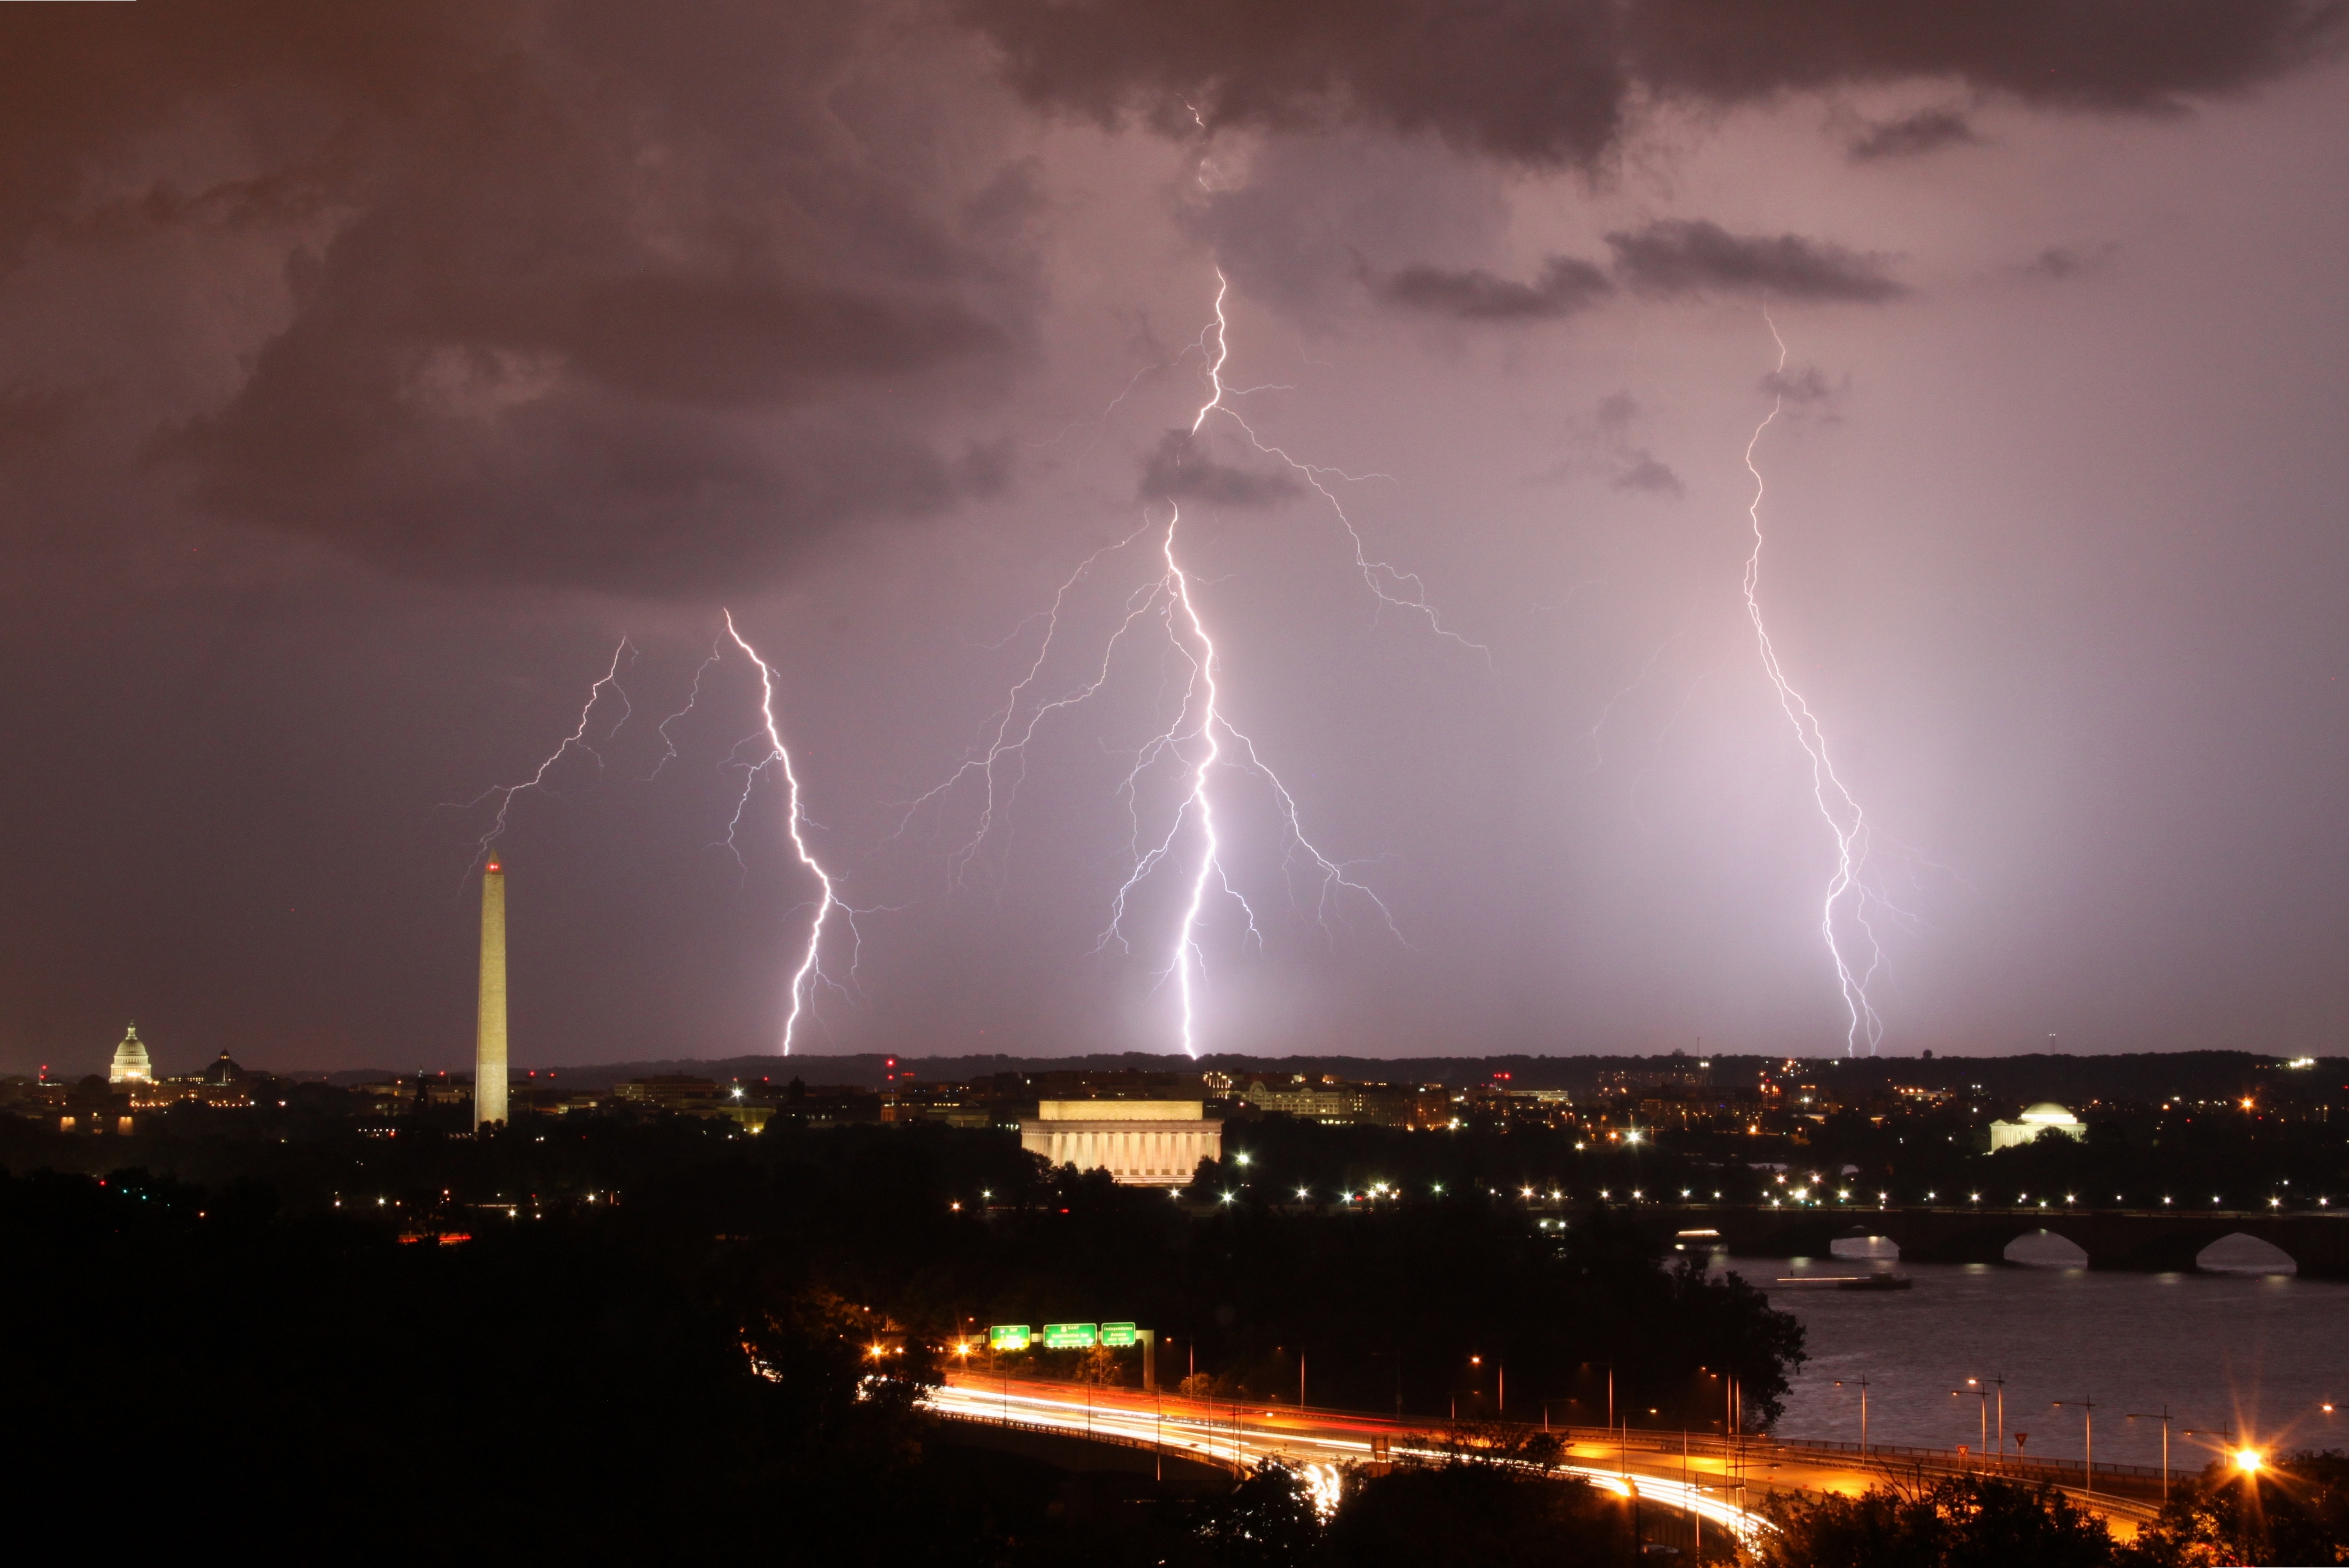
xmin=4 ymin=2 xmax=2346 ymax=1075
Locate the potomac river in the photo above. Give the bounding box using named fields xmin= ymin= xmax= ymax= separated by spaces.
xmin=1720 ymin=1252 xmax=2346 ymax=1473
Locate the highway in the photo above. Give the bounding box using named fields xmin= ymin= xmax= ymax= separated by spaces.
xmin=925 ymin=1373 xmax=2166 ymax=1543
xmin=930 ymin=1372 xmax=1777 ymax=1544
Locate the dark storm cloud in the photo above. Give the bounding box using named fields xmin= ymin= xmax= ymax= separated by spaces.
xmin=0 ymin=1 xmax=1038 ymax=594
xmin=1138 ymin=429 xmax=1303 ymax=508
xmin=1759 ymin=365 xmax=1837 ymax=404
xmin=1594 ymin=394 xmax=1682 ymax=496
xmin=1375 ymin=256 xmax=1613 ymax=320
xmin=1606 ymin=220 xmax=1906 ymax=302
xmin=1848 ymin=108 xmax=1979 ymax=161
xmin=2023 ymin=243 xmax=2122 ymax=281
xmin=962 ymin=0 xmax=2346 ymax=166
xmin=1611 ymin=456 xmax=1684 ymax=497
xmin=1379 ymin=222 xmax=1902 ymax=325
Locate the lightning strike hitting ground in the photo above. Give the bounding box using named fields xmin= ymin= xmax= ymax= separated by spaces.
xmin=1741 ymin=313 xmax=1888 ymax=1055
xmin=907 ymin=270 xmax=1441 ymax=1056
xmin=721 ymin=610 xmax=862 ymax=1055
xmin=453 ymin=638 xmax=633 ymax=866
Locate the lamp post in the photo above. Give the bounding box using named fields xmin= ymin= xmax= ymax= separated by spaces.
xmin=1964 ymin=1374 xmax=2007 ymax=1466
xmin=1834 ymin=1375 xmax=1871 ymax=1458
xmin=2053 ymin=1398 xmax=2096 ymax=1494
xmin=2126 ymin=1406 xmax=2173 ymax=1502
xmin=1954 ymin=1386 xmax=1990 ymax=1467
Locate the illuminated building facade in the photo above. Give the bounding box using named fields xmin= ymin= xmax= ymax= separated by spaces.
xmin=1242 ymin=1076 xmax=1451 ymax=1128
xmin=197 ymin=1051 xmax=252 ymax=1108
xmin=1020 ymin=1100 xmax=1220 ymax=1186
xmin=1988 ymin=1102 xmax=2086 ymax=1151
xmin=108 ymin=1026 xmax=153 ymax=1085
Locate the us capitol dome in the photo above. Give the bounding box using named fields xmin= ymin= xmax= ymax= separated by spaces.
xmin=107 ymin=1025 xmax=153 ymax=1085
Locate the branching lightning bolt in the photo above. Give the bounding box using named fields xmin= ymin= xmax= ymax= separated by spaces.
xmin=722 ymin=610 xmax=863 ymax=1055
xmin=451 ymin=638 xmax=633 ymax=867
xmin=1740 ymin=313 xmax=1887 ymax=1055
xmin=645 ymin=636 xmax=724 ymax=780
xmin=1188 ymin=276 xmax=1486 ymax=659
xmin=887 ymin=517 xmax=1166 ymax=889
xmin=904 ymin=269 xmax=1440 ymax=1055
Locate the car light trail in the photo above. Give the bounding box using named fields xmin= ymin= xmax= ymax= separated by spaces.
xmin=923 ymin=1376 xmax=1771 ymax=1544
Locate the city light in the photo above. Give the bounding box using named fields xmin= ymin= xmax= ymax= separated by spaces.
xmin=2235 ymin=1448 xmax=2264 ymax=1474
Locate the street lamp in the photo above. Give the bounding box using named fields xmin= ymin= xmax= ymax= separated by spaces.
xmin=2126 ymin=1407 xmax=2173 ymax=1501
xmin=2052 ymin=1398 xmax=2096 ymax=1494
xmin=1834 ymin=1375 xmax=1870 ymax=1455
xmin=1954 ymin=1387 xmax=1991 ymax=1466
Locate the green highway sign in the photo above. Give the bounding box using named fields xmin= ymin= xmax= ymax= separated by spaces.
xmin=1098 ymin=1322 xmax=1138 ymax=1348
xmin=988 ymin=1324 xmax=1031 ymax=1352
xmin=1041 ymin=1322 xmax=1097 ymax=1350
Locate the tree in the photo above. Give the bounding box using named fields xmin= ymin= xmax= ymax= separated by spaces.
xmin=1321 ymin=1461 xmax=1632 ymax=1567
xmin=2124 ymin=1451 xmax=2349 ymax=1566
xmin=1757 ymin=1475 xmax=2116 ymax=1568
xmin=1197 ymin=1461 xmax=1322 ymax=1567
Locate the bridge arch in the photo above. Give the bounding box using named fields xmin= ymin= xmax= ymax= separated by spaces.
xmin=2196 ymin=1232 xmax=2297 ymax=1275
xmin=2003 ymin=1229 xmax=2088 ymax=1267
xmin=1830 ymin=1229 xmax=1899 ymax=1260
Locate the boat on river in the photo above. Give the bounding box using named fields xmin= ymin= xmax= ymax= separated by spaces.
xmin=1774 ymin=1273 xmax=1916 ymax=1292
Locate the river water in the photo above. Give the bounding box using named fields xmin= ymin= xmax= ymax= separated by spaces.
xmin=1717 ymin=1254 xmax=2347 ymax=1473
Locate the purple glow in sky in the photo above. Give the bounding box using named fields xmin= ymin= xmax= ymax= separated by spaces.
xmin=2 ymin=2 xmax=2346 ymax=1070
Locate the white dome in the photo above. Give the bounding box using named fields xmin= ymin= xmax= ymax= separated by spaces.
xmin=2020 ymin=1102 xmax=2078 ymax=1123
xmin=108 ymin=1026 xmax=153 ymax=1085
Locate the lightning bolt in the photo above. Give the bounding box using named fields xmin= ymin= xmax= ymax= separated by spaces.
xmin=451 ymin=638 xmax=633 ymax=866
xmin=1740 ymin=313 xmax=1887 ymax=1055
xmin=1189 ymin=274 xmax=1485 ymax=657
xmin=721 ymin=610 xmax=861 ymax=1055
xmin=904 ymin=270 xmax=1437 ymax=1055
xmin=645 ymin=635 xmax=724 ymax=781
xmin=887 ymin=516 xmax=1167 ymax=890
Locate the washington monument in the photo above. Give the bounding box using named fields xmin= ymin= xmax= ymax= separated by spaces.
xmin=474 ymin=854 xmax=508 ymax=1129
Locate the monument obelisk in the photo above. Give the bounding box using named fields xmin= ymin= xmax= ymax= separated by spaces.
xmin=473 ymin=853 xmax=508 ymax=1129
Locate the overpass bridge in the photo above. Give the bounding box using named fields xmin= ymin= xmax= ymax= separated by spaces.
xmin=1656 ymin=1202 xmax=2349 ymax=1276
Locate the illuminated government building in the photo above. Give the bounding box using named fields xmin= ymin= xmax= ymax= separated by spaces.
xmin=1987 ymin=1101 xmax=2086 ymax=1151
xmin=1020 ymin=1099 xmax=1221 ymax=1187
xmin=108 ymin=1026 xmax=154 ymax=1085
